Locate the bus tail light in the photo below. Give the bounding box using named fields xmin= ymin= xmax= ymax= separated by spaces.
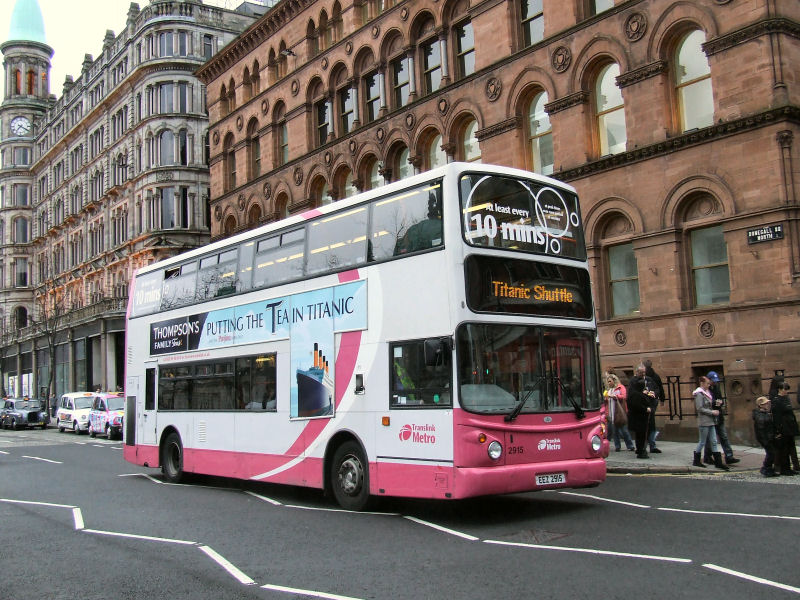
xmin=487 ymin=441 xmax=503 ymax=460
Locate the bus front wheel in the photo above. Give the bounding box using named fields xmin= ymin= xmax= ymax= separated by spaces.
xmin=161 ymin=432 xmax=184 ymax=483
xmin=331 ymin=441 xmax=371 ymax=511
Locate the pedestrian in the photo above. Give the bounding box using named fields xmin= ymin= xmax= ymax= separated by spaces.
xmin=605 ymin=373 xmax=635 ymax=452
xmin=701 ymin=371 xmax=740 ymax=465
xmin=692 ymin=375 xmax=729 ymax=470
xmin=626 ymin=378 xmax=651 ymax=459
xmin=752 ymin=396 xmax=778 ymax=477
xmin=770 ymin=380 xmax=799 ymax=476
xmin=631 ymin=362 xmax=662 ymax=453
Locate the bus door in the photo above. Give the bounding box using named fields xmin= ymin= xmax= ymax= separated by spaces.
xmin=555 ymin=340 xmax=584 ymax=407
xmin=138 ymin=362 xmax=158 ymax=446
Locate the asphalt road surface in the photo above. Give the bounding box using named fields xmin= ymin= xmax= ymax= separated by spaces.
xmin=1 ymin=428 xmax=798 ymax=599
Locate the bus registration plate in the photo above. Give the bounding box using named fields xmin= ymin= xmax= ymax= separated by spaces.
xmin=536 ymin=473 xmax=565 ymax=486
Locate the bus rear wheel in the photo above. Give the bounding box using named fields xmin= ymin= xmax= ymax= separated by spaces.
xmin=161 ymin=432 xmax=184 ymax=483
xmin=331 ymin=441 xmax=370 ymax=511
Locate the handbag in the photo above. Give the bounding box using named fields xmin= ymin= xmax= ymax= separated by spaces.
xmin=613 ymin=399 xmax=628 ymax=428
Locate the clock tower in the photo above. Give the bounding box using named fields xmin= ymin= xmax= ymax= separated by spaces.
xmin=0 ymin=0 xmax=52 ymax=393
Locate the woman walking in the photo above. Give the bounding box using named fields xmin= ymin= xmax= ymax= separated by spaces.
xmin=692 ymin=375 xmax=729 ymax=470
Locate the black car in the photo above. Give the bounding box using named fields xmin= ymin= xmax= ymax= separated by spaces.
xmin=1 ymin=398 xmax=50 ymax=430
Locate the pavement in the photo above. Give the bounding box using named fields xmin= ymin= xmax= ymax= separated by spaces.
xmin=605 ymin=439 xmax=768 ymax=474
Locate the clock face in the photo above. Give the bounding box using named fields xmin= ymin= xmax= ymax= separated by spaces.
xmin=10 ymin=116 xmax=31 ymax=136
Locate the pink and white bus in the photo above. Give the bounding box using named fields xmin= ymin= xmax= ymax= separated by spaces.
xmin=123 ymin=162 xmax=607 ymax=510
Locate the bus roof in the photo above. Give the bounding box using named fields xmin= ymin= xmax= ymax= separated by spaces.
xmin=134 ymin=162 xmax=576 ymax=278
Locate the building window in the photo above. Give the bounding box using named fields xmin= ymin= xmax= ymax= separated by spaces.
xmin=178 ymin=130 xmax=188 ymax=165
xmin=223 ymin=134 xmax=236 ymax=192
xmin=15 ymin=258 xmax=28 ymax=287
xmin=395 ymin=146 xmax=412 ymax=180
xmin=455 ymin=22 xmax=475 ymax=79
xmin=339 ymin=87 xmax=355 ymax=135
xmin=160 ymin=130 xmax=174 ymax=165
xmin=421 ymin=39 xmax=442 ymax=94
xmin=676 ymin=29 xmax=714 ymax=132
xmin=595 ymin=63 xmax=626 ymax=156
xmin=161 ymin=188 xmax=175 ymax=229
xmin=159 ymin=31 xmax=173 ymax=57
xmin=428 ymin=133 xmax=446 ymax=169
xmin=203 ymin=35 xmax=214 ymax=60
xmin=315 ymin=98 xmax=332 ymax=146
xmin=527 ymin=90 xmax=553 ymax=175
xmin=392 ymin=56 xmax=410 ymax=108
xmin=521 ymin=0 xmax=544 ymax=47
xmin=159 ymin=82 xmax=174 ymax=113
xmin=367 ymin=159 xmax=382 ymax=190
xmin=14 ymin=184 xmax=29 ymax=206
xmin=364 ymin=72 xmax=381 ymax=123
xmin=14 ymin=217 xmax=28 ymax=243
xmin=247 ymin=120 xmax=260 ymax=179
xmin=590 ymin=0 xmax=614 ymax=16
xmin=461 ymin=119 xmax=481 ymax=162
xmin=608 ymin=243 xmax=639 ymax=316
xmin=691 ymin=225 xmax=730 ymax=306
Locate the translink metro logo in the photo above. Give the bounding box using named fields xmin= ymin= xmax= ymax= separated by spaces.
xmin=538 ymin=437 xmax=562 ymax=451
xmin=398 ymin=424 xmax=437 ymax=443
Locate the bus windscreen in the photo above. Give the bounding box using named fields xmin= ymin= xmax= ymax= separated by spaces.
xmin=459 ymin=173 xmax=586 ymax=260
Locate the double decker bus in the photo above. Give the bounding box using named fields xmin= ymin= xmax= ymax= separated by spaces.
xmin=123 ymin=162 xmax=607 ymax=510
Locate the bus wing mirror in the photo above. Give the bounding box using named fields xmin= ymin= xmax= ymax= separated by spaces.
xmin=424 ymin=337 xmax=451 ymax=367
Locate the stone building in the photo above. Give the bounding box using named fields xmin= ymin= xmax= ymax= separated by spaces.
xmin=0 ymin=0 xmax=263 ymax=398
xmin=198 ymin=0 xmax=799 ymax=441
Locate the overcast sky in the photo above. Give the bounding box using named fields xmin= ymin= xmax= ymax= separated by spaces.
xmin=1 ymin=0 xmax=237 ymax=98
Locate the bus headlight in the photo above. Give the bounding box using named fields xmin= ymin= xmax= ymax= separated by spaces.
xmin=487 ymin=441 xmax=503 ymax=460
xmin=591 ymin=435 xmax=602 ymax=453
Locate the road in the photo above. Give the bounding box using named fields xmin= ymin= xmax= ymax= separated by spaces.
xmin=1 ymin=427 xmax=798 ymax=599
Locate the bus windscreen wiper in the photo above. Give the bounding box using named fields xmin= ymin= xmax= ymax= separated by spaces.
xmin=554 ymin=376 xmax=586 ymax=420
xmin=505 ymin=378 xmax=541 ymax=422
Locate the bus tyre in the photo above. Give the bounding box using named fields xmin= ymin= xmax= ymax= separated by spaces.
xmin=161 ymin=432 xmax=184 ymax=483
xmin=331 ymin=441 xmax=370 ymax=511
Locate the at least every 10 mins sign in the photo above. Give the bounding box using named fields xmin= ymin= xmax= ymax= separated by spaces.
xmin=747 ymin=224 xmax=783 ymax=245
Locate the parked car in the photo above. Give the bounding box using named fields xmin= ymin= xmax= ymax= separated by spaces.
xmin=1 ymin=397 xmax=49 ymax=430
xmin=88 ymin=393 xmax=125 ymax=440
xmin=56 ymin=392 xmax=95 ymax=434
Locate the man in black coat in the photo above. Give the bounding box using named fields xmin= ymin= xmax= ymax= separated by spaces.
xmin=629 ymin=362 xmax=661 ymax=453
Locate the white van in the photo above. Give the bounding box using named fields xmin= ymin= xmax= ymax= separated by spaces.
xmin=56 ymin=392 xmax=95 ymax=433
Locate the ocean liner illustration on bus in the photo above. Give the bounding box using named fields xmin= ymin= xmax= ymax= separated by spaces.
xmin=296 ymin=343 xmax=334 ymax=417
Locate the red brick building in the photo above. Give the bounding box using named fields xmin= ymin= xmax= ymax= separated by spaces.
xmin=197 ymin=0 xmax=800 ymax=441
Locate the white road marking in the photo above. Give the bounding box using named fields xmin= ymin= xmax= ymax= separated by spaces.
xmin=262 ymin=583 xmax=364 ymax=600
xmin=244 ymin=491 xmax=283 ymax=505
xmin=198 ymin=545 xmax=255 ymax=585
xmin=658 ymin=507 xmax=800 ymax=521
xmin=0 ymin=498 xmax=75 ymax=509
xmin=0 ymin=450 xmax=8 ymax=454
xmin=484 ymin=539 xmax=692 ymax=563
xmin=22 ymin=455 xmax=62 ymax=464
xmin=73 ymin=507 xmax=84 ymax=530
xmin=704 ymin=563 xmax=800 ymax=594
xmin=84 ymin=528 xmax=197 ymax=545
xmin=403 ymin=516 xmax=479 ymax=541
xmin=558 ymin=491 xmax=650 ymax=508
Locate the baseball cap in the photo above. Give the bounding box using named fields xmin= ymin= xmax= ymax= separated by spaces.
xmin=756 ymin=396 xmax=770 ymax=407
xmin=707 ymin=371 xmax=720 ymax=382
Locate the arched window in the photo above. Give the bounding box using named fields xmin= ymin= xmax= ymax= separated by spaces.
xmin=454 ymin=20 xmax=475 ymax=79
xmin=675 ymin=29 xmax=714 ymax=132
xmin=461 ymin=119 xmax=481 ymax=162
xmin=607 ymin=240 xmax=639 ymax=316
xmin=224 ymin=215 xmax=237 ymax=235
xmin=595 ymin=63 xmax=626 ymax=156
xmin=27 ymin=70 xmax=35 ymax=94
xmin=247 ymin=119 xmax=260 ymax=179
xmin=363 ymin=157 xmax=383 ymax=191
xmin=14 ymin=69 xmax=21 ymax=94
xmin=178 ymin=129 xmax=188 ymax=165
xmin=274 ymin=103 xmax=289 ymax=167
xmin=427 ymin=133 xmax=446 ymax=169
xmin=248 ymin=203 xmax=262 ymax=226
xmin=227 ymin=77 xmax=236 ymax=111
xmin=243 ymin=67 xmax=252 ymax=101
xmin=251 ymin=60 xmax=261 ymax=95
xmin=319 ymin=11 xmax=332 ymax=51
xmin=159 ymin=130 xmax=174 ymax=165
xmin=220 ymin=84 xmax=229 ymax=116
xmin=275 ymin=192 xmax=290 ymax=219
xmin=332 ymin=2 xmax=344 ymax=43
xmin=527 ymin=90 xmax=553 ymax=175
xmin=395 ymin=146 xmax=412 ymax=180
xmin=223 ymin=133 xmax=236 ymax=192
xmin=307 ymin=20 xmax=319 ymax=56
